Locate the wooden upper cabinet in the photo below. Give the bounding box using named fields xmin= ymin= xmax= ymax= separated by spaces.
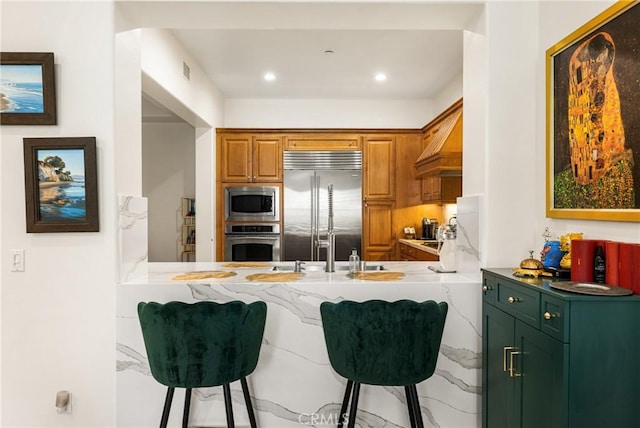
xmin=421 ymin=176 xmax=461 ymax=203
xmin=284 ymin=134 xmax=361 ymax=151
xmin=220 ymin=134 xmax=282 ymax=183
xmin=253 ymin=137 xmax=283 ymax=182
xmin=221 ymin=135 xmax=252 ymax=182
xmin=363 ymin=135 xmax=396 ymax=200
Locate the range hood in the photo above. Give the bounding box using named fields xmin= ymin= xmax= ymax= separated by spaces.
xmin=414 ymin=99 xmax=463 ymax=177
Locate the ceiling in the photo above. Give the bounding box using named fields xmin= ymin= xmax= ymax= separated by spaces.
xmin=170 ymin=28 xmax=463 ymax=99
xmin=126 ymin=1 xmax=483 ymax=117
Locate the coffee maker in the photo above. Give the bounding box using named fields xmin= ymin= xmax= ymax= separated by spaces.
xmin=421 ymin=218 xmax=438 ymax=240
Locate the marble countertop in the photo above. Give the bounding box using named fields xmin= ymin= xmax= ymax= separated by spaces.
xmin=121 ymin=261 xmax=473 ymax=286
xmin=398 ymin=238 xmax=440 ymax=255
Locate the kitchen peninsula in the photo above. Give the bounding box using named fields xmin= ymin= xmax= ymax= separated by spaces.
xmin=117 ymin=261 xmax=482 ymax=427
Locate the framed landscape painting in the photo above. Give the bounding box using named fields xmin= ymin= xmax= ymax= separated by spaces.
xmin=23 ymin=137 xmax=99 ymax=233
xmin=0 ymin=52 xmax=56 ymax=125
xmin=546 ymin=0 xmax=640 ymax=222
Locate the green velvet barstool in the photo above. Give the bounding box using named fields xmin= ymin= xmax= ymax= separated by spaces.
xmin=137 ymin=301 xmax=267 ymax=428
xmin=320 ymin=300 xmax=448 ymax=428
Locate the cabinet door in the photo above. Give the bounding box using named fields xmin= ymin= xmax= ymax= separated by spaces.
xmin=398 ymin=243 xmax=417 ymax=261
xmin=253 ymin=137 xmax=282 ymax=182
xmin=483 ymin=303 xmax=517 ymax=428
xmin=421 ymin=176 xmax=441 ymax=201
xmin=363 ymin=136 xmax=395 ymax=200
xmin=362 ymin=200 xmax=394 ymax=260
xmin=222 ymin=135 xmax=252 ymax=182
xmin=284 ymin=134 xmax=361 ymax=150
xmin=515 ymin=321 xmax=567 ymax=428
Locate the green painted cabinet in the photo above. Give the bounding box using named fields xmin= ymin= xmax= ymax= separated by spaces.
xmin=482 ymin=269 xmax=640 ymax=428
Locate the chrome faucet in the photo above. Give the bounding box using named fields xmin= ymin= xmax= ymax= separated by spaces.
xmin=316 ymin=184 xmax=336 ymax=272
xmin=294 ymin=260 xmax=305 ymax=272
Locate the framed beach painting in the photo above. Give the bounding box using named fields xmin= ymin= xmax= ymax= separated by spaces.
xmin=0 ymin=52 xmax=56 ymax=125
xmin=23 ymin=137 xmax=99 ymax=233
xmin=546 ymin=0 xmax=640 ymax=222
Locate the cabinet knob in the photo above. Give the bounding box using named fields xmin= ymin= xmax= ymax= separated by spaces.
xmin=253 ymin=176 xmax=257 ymax=180
xmin=482 ymin=285 xmax=492 ymax=292
xmin=247 ymin=176 xmax=251 ymax=180
xmin=544 ymin=311 xmax=554 ymax=320
xmin=507 ymin=296 xmax=519 ymax=304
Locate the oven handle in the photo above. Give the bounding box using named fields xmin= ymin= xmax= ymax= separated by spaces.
xmin=225 ymin=235 xmax=280 ymax=240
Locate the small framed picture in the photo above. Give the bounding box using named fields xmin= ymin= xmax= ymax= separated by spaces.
xmin=1 ymin=52 xmax=57 ymax=125
xmin=23 ymin=137 xmax=99 ymax=233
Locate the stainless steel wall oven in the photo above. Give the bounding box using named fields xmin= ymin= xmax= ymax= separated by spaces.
xmin=224 ymin=224 xmax=281 ymax=262
xmin=225 ymin=186 xmax=279 ymax=222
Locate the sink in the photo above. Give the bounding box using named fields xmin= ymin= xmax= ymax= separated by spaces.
xmin=272 ymin=263 xmax=386 ymax=272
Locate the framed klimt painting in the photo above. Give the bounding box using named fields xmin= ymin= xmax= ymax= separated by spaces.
xmin=0 ymin=52 xmax=56 ymax=125
xmin=23 ymin=137 xmax=99 ymax=233
xmin=546 ymin=0 xmax=640 ymax=222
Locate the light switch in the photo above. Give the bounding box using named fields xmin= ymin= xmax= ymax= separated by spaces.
xmin=10 ymin=249 xmax=25 ymax=272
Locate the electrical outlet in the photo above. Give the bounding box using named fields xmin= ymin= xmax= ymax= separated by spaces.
xmin=10 ymin=249 xmax=25 ymax=272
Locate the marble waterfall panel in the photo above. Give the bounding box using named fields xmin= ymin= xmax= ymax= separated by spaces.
xmin=118 ymin=195 xmax=148 ymax=283
xmin=117 ymin=268 xmax=481 ymax=427
xmin=454 ymin=195 xmax=481 ymax=281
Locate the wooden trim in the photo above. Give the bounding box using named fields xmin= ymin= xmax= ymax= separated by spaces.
xmin=216 ymin=127 xmax=421 ymax=135
xmin=420 ymin=98 xmax=463 ymax=133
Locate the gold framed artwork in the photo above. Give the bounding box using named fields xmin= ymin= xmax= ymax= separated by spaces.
xmin=546 ymin=0 xmax=640 ymax=222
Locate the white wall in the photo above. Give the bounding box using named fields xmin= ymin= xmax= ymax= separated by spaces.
xmin=479 ymin=1 xmax=540 ymax=267
xmin=224 ymin=98 xmax=433 ymax=128
xmin=142 ymin=122 xmax=195 ymax=262
xmin=139 ymin=28 xmax=225 ymax=262
xmin=432 ymin=71 xmax=463 ymax=115
xmin=1 ymin=2 xmax=116 ymax=427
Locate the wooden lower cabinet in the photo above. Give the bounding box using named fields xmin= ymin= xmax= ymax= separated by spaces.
xmin=362 ymin=200 xmax=394 ymax=260
xmin=398 ymin=242 xmax=438 ymax=261
xmin=482 ymin=269 xmax=640 ymax=428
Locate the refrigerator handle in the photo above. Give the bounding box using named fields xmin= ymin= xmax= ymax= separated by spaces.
xmin=310 ymin=175 xmax=317 ymax=261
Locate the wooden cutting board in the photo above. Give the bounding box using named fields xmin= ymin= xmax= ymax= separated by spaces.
xmin=222 ymin=262 xmax=269 ymax=268
xmin=350 ymin=272 xmax=405 ymax=281
xmin=172 ymin=271 xmax=237 ymax=280
xmin=245 ymin=272 xmax=302 ymax=282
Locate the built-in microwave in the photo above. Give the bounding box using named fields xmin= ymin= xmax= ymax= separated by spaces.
xmin=224 ymin=186 xmax=280 ymax=222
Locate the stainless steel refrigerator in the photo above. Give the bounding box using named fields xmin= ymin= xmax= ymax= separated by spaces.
xmin=283 ymin=151 xmax=362 ymax=261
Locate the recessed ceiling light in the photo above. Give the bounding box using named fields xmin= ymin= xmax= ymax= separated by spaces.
xmin=324 ymin=50 xmax=334 ymax=54
xmin=375 ymin=73 xmax=387 ymax=82
xmin=264 ymin=72 xmax=276 ymax=82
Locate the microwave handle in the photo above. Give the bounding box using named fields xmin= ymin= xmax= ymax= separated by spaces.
xmin=226 ymin=236 xmax=279 ymax=241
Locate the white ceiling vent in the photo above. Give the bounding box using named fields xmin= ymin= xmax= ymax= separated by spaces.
xmin=182 ymin=62 xmax=191 ymax=81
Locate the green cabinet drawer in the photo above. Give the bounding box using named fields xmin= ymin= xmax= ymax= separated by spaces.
xmin=496 ymin=280 xmax=540 ymax=328
xmin=540 ymin=295 xmax=569 ymax=343
xmin=482 ymin=273 xmax=497 ymax=304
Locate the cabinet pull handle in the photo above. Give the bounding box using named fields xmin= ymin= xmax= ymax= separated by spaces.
xmin=509 ymin=351 xmax=522 ymax=378
xmin=544 ymin=311 xmax=555 ymax=320
xmin=507 ymin=296 xmax=520 ymax=304
xmin=503 ymin=346 xmax=516 ymax=372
